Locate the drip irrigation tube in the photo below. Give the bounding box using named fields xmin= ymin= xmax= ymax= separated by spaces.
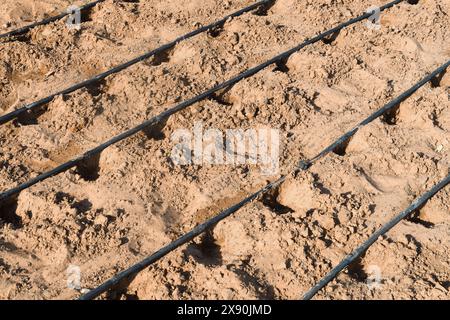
xmin=0 ymin=0 xmax=270 ymax=125
xmin=78 ymin=59 xmax=450 ymax=300
xmin=0 ymin=0 xmax=105 ymax=39
xmin=0 ymin=0 xmax=406 ymax=204
xmin=79 ymin=176 xmax=289 ymax=300
xmin=302 ymin=173 xmax=450 ymax=300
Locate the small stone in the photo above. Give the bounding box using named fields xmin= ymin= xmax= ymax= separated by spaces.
xmin=94 ymin=214 xmax=108 ymax=226
xmin=334 ymin=229 xmax=348 ymax=244
xmin=337 ymin=208 xmax=352 ymax=224
xmin=315 ymin=212 xmax=336 ymax=230
xmin=299 ymin=225 xmax=310 ymax=237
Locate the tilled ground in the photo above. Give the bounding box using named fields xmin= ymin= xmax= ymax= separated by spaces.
xmin=0 ymin=0 xmax=449 ymax=300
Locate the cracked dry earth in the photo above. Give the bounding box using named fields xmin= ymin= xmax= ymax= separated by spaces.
xmin=0 ymin=0 xmax=449 ymax=300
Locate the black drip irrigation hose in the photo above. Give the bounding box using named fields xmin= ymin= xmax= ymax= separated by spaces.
xmin=306 ymin=59 xmax=450 ymax=167
xmin=0 ymin=0 xmax=270 ymax=125
xmin=0 ymin=0 xmax=105 ymax=39
xmin=0 ymin=0 xmax=404 ymax=204
xmin=77 ymin=58 xmax=450 ymax=300
xmin=79 ymin=175 xmax=289 ymax=300
xmin=302 ymin=173 xmax=450 ymax=300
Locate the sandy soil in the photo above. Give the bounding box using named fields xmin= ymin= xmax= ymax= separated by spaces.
xmin=0 ymin=0 xmax=449 ymax=300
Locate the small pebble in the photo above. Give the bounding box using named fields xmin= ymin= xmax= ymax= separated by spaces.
xmin=94 ymin=214 xmax=108 ymax=226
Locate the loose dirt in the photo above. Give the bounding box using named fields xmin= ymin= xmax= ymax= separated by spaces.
xmin=0 ymin=0 xmax=449 ymax=300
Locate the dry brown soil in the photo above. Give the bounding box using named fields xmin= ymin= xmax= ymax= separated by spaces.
xmin=0 ymin=0 xmax=449 ymax=300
